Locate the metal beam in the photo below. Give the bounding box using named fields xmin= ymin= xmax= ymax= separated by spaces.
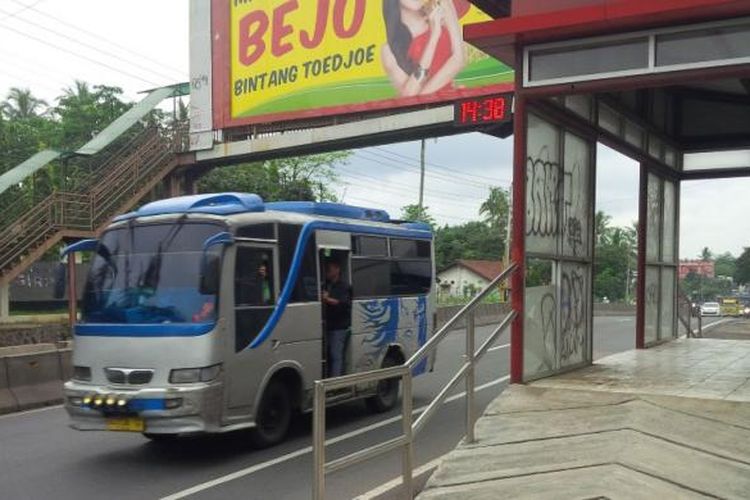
xmin=194 ymin=107 xmax=457 ymax=167
xmin=468 ymin=0 xmax=512 ymax=18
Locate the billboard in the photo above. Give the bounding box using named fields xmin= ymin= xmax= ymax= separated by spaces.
xmin=210 ymin=0 xmax=514 ymax=128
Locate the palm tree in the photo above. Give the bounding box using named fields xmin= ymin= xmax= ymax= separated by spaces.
xmin=595 ymin=211 xmax=612 ymax=245
xmin=1 ymin=87 xmax=48 ymax=119
xmin=479 ymin=186 xmax=509 ymax=229
xmin=699 ymin=247 xmax=713 ymax=262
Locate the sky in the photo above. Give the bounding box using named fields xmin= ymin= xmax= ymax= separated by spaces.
xmin=0 ymin=0 xmax=747 ymax=259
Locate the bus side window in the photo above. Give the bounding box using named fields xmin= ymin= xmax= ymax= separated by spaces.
xmin=279 ymin=224 xmax=318 ymax=302
xmin=235 ymin=247 xmax=275 ymax=306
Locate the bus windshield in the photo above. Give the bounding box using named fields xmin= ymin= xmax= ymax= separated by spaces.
xmin=82 ymin=221 xmax=223 ymax=324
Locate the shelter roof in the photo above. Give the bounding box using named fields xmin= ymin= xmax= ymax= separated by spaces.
xmin=465 ymin=0 xmax=750 ymax=67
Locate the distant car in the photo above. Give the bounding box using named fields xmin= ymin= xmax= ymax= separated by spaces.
xmin=700 ymin=302 xmax=721 ymax=317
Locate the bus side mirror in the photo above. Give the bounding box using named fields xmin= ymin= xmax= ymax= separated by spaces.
xmin=199 ymin=232 xmax=234 ymax=295
xmin=53 ymin=262 xmax=67 ymax=299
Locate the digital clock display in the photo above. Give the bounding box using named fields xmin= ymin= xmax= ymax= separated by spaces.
xmin=454 ymin=94 xmax=513 ymax=127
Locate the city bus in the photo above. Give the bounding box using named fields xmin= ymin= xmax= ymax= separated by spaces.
xmin=60 ymin=193 xmax=435 ymax=446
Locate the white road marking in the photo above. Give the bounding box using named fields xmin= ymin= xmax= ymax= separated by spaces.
xmin=160 ymin=375 xmax=511 ymax=500
xmin=488 ymin=343 xmax=510 ymax=352
xmin=354 ymin=455 xmax=445 ymax=500
xmin=0 ymin=404 xmax=63 ymax=421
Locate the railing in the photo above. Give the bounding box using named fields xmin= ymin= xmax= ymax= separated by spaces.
xmin=0 ymin=123 xmax=182 ymax=280
xmin=677 ymin=290 xmax=702 ymax=338
xmin=312 ymin=264 xmax=518 ymax=500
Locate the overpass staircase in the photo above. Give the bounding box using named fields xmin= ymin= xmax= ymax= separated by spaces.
xmin=0 ymin=123 xmax=185 ymax=286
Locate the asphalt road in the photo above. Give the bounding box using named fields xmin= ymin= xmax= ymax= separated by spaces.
xmin=0 ymin=316 xmax=711 ymax=500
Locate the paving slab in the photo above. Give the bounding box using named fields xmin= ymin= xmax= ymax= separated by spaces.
xmin=419 ymin=339 xmax=750 ymax=500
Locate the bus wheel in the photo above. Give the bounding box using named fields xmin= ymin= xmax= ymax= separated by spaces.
xmin=250 ymin=379 xmax=292 ymax=448
xmin=366 ymin=355 xmax=400 ymax=413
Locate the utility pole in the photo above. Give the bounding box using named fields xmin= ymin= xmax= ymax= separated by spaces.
xmin=418 ymin=139 xmax=426 ymax=210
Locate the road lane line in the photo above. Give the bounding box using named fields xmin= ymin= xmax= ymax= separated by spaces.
xmin=160 ymin=374 xmax=511 ymax=500
xmin=488 ymin=343 xmax=510 ymax=352
xmin=0 ymin=404 xmax=63 ymax=421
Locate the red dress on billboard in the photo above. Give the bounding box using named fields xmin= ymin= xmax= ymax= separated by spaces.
xmin=407 ymin=26 xmax=454 ymax=93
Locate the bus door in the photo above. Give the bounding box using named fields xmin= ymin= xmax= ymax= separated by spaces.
xmin=319 ymin=248 xmax=351 ymax=378
xmin=227 ymin=243 xmax=277 ymax=410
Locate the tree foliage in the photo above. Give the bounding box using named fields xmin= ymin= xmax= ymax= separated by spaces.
xmin=196 ymin=151 xmax=351 ymax=202
xmin=434 ymin=221 xmax=503 ymax=271
xmin=735 ymin=247 xmax=750 ymax=285
xmin=593 ymin=212 xmax=637 ymax=302
xmin=400 ymin=204 xmax=435 ymax=227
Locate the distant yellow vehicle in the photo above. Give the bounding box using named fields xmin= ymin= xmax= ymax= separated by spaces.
xmin=719 ymin=297 xmax=743 ymax=317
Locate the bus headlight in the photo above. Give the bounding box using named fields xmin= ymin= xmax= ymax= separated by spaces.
xmin=169 ymin=364 xmax=222 ymax=384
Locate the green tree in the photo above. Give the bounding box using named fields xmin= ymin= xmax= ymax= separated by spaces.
xmin=197 ymin=151 xmax=350 ymax=202
xmin=595 ymin=211 xmax=612 ymax=245
xmin=714 ymin=252 xmax=736 ymax=278
xmin=54 ymin=81 xmax=131 ymax=147
xmin=735 ymin=247 xmax=750 ymax=285
xmin=434 ymin=221 xmax=503 ymax=271
xmin=400 ymin=204 xmax=435 ymax=227
xmin=699 ymin=246 xmax=713 ymax=261
xmin=1 ymin=87 xmax=48 ymax=119
xmin=479 ymin=186 xmax=509 ymax=232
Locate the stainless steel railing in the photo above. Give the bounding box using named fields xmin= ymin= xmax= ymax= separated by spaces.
xmin=312 ymin=263 xmax=518 ymax=500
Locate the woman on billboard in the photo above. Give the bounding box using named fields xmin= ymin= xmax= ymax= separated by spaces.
xmin=381 ymin=0 xmax=468 ymax=97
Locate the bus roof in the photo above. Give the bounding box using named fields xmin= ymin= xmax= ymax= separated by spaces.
xmin=114 ymin=193 xmax=432 ymax=232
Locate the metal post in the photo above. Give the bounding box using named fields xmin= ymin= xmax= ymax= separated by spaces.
xmin=0 ymin=282 xmax=9 ymax=320
xmin=510 ymin=45 xmax=527 ymax=384
xmin=67 ymin=254 xmax=77 ymax=327
xmin=465 ymin=311 xmax=476 ymax=444
xmin=313 ymin=381 xmax=326 ymax=500
xmin=401 ymin=373 xmax=414 ymax=499
xmin=418 ymin=139 xmax=426 ymax=211
xmin=636 ymin=163 xmax=648 ymax=349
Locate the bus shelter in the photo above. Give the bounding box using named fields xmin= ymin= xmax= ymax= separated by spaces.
xmin=465 ymin=0 xmax=750 ymax=382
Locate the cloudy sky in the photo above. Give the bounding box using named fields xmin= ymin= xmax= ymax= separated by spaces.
xmin=1 ymin=0 xmax=747 ymax=259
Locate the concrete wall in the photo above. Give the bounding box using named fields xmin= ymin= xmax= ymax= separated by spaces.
xmin=0 ymin=343 xmax=71 ymax=415
xmin=0 ymin=322 xmax=70 ymax=348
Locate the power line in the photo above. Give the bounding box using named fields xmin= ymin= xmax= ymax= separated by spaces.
xmin=372 ymin=145 xmax=513 ymax=185
xmin=10 ymin=0 xmax=186 ymax=78
xmin=0 ymin=6 xmax=181 ymax=85
xmin=337 ymin=165 xmax=487 ymax=207
xmin=353 ymin=150 xmax=495 ymax=192
xmin=0 ymin=0 xmax=44 ymax=21
xmin=358 ymin=149 xmax=507 ymax=190
xmin=0 ymin=22 xmax=161 ymax=87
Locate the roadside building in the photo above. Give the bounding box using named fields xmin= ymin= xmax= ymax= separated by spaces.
xmin=437 ymin=259 xmax=503 ymax=298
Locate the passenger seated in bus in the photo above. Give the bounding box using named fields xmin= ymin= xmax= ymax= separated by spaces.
xmin=257 ymin=263 xmax=272 ymax=305
xmin=322 ymin=261 xmax=352 ymax=377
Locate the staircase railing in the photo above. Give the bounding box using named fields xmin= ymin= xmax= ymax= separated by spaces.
xmin=312 ymin=264 xmax=518 ymax=500
xmin=0 ymin=123 xmax=184 ymax=281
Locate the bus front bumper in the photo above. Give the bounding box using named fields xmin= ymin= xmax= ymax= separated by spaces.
xmin=63 ymin=381 xmax=225 ymax=435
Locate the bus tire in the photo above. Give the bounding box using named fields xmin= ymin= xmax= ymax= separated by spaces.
xmin=366 ymin=354 xmax=400 ymax=413
xmin=249 ymin=379 xmax=292 ymax=448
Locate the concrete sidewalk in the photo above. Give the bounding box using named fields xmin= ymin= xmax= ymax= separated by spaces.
xmin=418 ymin=339 xmax=750 ymax=499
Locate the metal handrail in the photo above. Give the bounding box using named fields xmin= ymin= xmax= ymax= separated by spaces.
xmin=312 ymin=263 xmax=518 ymax=500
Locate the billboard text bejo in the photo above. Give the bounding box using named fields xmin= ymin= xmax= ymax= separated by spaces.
xmin=224 ymin=0 xmax=513 ymax=125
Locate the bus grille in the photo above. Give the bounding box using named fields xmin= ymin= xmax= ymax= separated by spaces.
xmin=105 ymin=368 xmax=154 ymax=385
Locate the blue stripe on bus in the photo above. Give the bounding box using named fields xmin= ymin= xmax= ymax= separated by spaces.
xmin=75 ymin=322 xmax=215 ymax=337
xmin=248 ymin=220 xmax=432 ymax=349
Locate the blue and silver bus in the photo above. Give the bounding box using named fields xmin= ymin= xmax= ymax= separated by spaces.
xmin=61 ymin=193 xmax=435 ymax=446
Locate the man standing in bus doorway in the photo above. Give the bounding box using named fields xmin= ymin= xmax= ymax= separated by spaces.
xmin=323 ymin=261 xmax=352 ymax=377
